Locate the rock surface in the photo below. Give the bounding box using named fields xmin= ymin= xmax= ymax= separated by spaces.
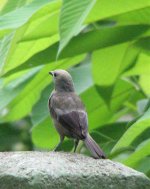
xmin=0 ymin=152 xmax=150 ymax=189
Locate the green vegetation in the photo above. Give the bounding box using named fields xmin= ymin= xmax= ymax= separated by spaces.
xmin=0 ymin=0 xmax=150 ymax=177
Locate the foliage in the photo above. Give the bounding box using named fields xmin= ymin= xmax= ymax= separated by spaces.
xmin=0 ymin=0 xmax=150 ymax=177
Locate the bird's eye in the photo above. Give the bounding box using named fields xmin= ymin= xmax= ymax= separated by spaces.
xmin=54 ymin=73 xmax=57 ymax=77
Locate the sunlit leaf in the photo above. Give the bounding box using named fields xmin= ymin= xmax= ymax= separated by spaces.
xmin=58 ymin=0 xmax=96 ymax=55
xmin=123 ymin=53 xmax=150 ymax=76
xmin=0 ymin=0 xmax=31 ymax=15
xmin=5 ymin=25 xmax=149 ymax=75
xmin=0 ymin=1 xmax=61 ymax=75
xmin=0 ymin=0 xmax=50 ymax=30
xmin=87 ymin=0 xmax=150 ymax=24
xmin=123 ymin=139 xmax=150 ymax=168
xmin=112 ymin=107 xmax=150 ymax=153
xmin=92 ymin=43 xmax=129 ymax=86
xmin=0 ymin=67 xmax=40 ymax=113
xmin=139 ymin=75 xmax=150 ymax=95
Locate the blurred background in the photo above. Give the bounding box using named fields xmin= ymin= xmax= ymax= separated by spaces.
xmin=0 ymin=0 xmax=150 ymax=177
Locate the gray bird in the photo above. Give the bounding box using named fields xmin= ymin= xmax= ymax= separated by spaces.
xmin=48 ymin=69 xmax=106 ymax=159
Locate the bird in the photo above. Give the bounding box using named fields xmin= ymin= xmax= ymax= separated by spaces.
xmin=48 ymin=69 xmax=106 ymax=159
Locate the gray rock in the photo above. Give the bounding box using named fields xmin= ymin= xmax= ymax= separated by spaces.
xmin=0 ymin=152 xmax=150 ymax=189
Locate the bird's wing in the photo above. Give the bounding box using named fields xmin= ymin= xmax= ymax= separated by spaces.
xmin=49 ymin=92 xmax=88 ymax=139
xmin=58 ymin=110 xmax=88 ymax=139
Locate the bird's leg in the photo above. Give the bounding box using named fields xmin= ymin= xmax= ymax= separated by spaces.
xmin=53 ymin=136 xmax=64 ymax=152
xmin=74 ymin=139 xmax=79 ymax=152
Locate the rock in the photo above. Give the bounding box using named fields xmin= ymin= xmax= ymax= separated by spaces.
xmin=0 ymin=152 xmax=150 ymax=189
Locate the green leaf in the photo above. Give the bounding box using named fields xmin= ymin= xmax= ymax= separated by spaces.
xmin=0 ymin=0 xmax=7 ymax=13
xmin=123 ymin=139 xmax=150 ymax=168
xmin=95 ymin=85 xmax=115 ymax=106
xmin=0 ymin=67 xmax=40 ymax=112
xmin=89 ymin=82 xmax=134 ymax=129
xmin=0 ymin=29 xmax=12 ymax=40
xmin=92 ymin=43 xmax=131 ymax=104
xmin=87 ymin=0 xmax=150 ymax=24
xmin=123 ymin=53 xmax=150 ymax=76
xmin=58 ymin=0 xmax=96 ymax=55
xmin=0 ymin=0 xmax=50 ymax=30
xmin=111 ymin=7 xmax=150 ymax=26
xmin=32 ymin=118 xmax=59 ymax=149
xmin=0 ymin=32 xmax=14 ymax=72
xmin=123 ymin=53 xmax=150 ymax=96
xmin=0 ymin=0 xmax=30 ymax=15
xmin=6 ymin=25 xmax=149 ymax=75
xmin=112 ymin=107 xmax=150 ymax=153
xmin=0 ymin=1 xmax=61 ymax=75
xmin=92 ymin=43 xmax=129 ymax=86
xmin=139 ymin=75 xmax=150 ymax=95
xmin=0 ymin=1 xmax=60 ymax=75
xmin=1 ymin=33 xmax=58 ymax=74
xmin=136 ymin=157 xmax=150 ymax=175
xmin=136 ymin=37 xmax=150 ymax=56
xmin=21 ymin=0 xmax=61 ymax=41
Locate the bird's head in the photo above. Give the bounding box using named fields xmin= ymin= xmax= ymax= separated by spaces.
xmin=49 ymin=69 xmax=75 ymax=92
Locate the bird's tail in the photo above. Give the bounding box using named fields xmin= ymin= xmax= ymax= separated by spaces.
xmin=84 ymin=133 xmax=106 ymax=159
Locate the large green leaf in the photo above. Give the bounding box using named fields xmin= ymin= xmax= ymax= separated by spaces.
xmin=0 ymin=0 xmax=7 ymax=13
xmin=87 ymin=0 xmax=150 ymax=24
xmin=111 ymin=7 xmax=150 ymax=26
xmin=24 ymin=25 xmax=150 ymax=63
xmin=0 ymin=29 xmax=12 ymax=40
xmin=0 ymin=0 xmax=50 ymax=30
xmin=0 ymin=0 xmax=31 ymax=15
xmin=21 ymin=0 xmax=61 ymax=41
xmin=5 ymin=25 xmax=149 ymax=75
xmin=136 ymin=157 xmax=150 ymax=175
xmin=139 ymin=75 xmax=150 ymax=95
xmin=92 ymin=43 xmax=129 ymax=86
xmin=0 ymin=32 xmax=14 ymax=72
xmin=32 ymin=118 xmax=59 ymax=150
xmin=0 ymin=1 xmax=61 ymax=75
xmin=0 ymin=67 xmax=40 ymax=113
xmin=123 ymin=53 xmax=150 ymax=76
xmin=58 ymin=0 xmax=96 ymax=55
xmin=118 ymin=38 xmax=150 ymax=74
xmin=1 ymin=34 xmax=58 ymax=74
xmin=123 ymin=139 xmax=150 ymax=168
xmin=123 ymin=53 xmax=150 ymax=96
xmin=86 ymin=81 xmax=134 ymax=129
xmin=2 ymin=0 xmax=149 ymax=30
xmin=112 ymin=107 xmax=150 ymax=153
xmin=0 ymin=1 xmax=62 ymax=75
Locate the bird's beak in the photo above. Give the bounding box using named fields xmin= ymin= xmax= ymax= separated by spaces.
xmin=49 ymin=71 xmax=53 ymax=76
